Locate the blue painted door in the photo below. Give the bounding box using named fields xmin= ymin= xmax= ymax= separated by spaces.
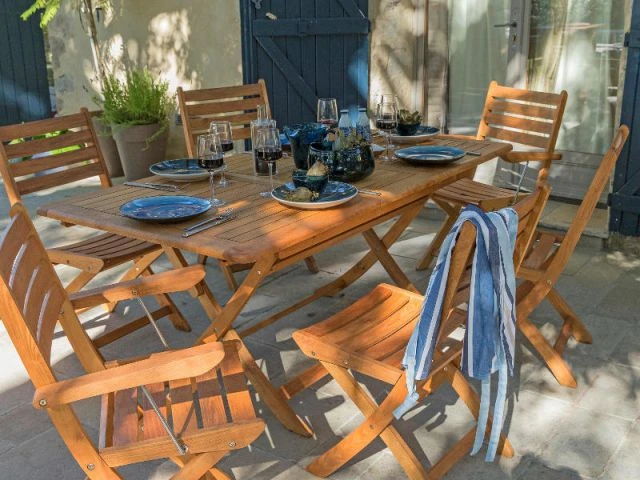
xmin=611 ymin=0 xmax=640 ymax=235
xmin=0 ymin=0 xmax=51 ymax=126
xmin=241 ymin=0 xmax=369 ymax=126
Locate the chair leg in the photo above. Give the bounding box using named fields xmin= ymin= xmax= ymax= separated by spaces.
xmin=170 ymin=451 xmax=227 ymax=480
xmin=445 ymin=365 xmax=513 ymax=457
xmin=416 ymin=203 xmax=460 ymax=271
xmin=66 ymin=270 xmax=96 ymax=294
xmin=208 ymin=467 xmax=231 ymax=480
xmin=304 ymin=256 xmax=320 ymax=273
xmin=547 ymin=288 xmax=592 ymax=344
xmin=307 ymin=362 xmax=429 ymax=479
xmin=218 ymin=260 xmax=239 ymax=291
xmin=143 ymin=268 xmax=192 ymax=332
xmin=518 ymin=315 xmax=577 ymax=388
xmin=105 ymin=250 xmax=164 ymax=313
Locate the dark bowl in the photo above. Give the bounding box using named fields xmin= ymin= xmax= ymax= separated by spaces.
xmin=396 ymin=123 xmax=421 ymax=136
xmin=292 ymin=169 xmax=328 ymax=193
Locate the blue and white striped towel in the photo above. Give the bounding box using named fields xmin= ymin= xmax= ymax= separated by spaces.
xmin=393 ymin=204 xmax=518 ymax=461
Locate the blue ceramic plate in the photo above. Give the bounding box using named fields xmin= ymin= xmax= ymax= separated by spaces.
xmin=395 ymin=146 xmax=465 ymax=165
xmin=272 ymin=181 xmax=358 ymax=210
xmin=120 ymin=195 xmax=212 ymax=223
xmin=279 ymin=133 xmax=291 ymax=146
xmin=149 ymin=159 xmax=209 ymax=182
xmin=390 ymin=126 xmax=440 ymax=144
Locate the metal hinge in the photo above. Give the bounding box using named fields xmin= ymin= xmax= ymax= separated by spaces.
xmin=624 ymin=32 xmax=630 ymax=47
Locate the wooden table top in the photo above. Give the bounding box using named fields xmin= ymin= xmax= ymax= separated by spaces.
xmin=38 ymin=136 xmax=511 ymax=264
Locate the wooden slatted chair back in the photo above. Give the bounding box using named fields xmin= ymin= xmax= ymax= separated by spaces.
xmin=0 ymin=109 xmax=111 ymax=205
xmin=436 ymin=186 xmax=550 ymax=341
xmin=0 ymin=203 xmax=106 ymax=378
xmin=477 ymin=81 xmax=568 ymax=155
xmin=0 ymin=204 xmax=109 ymax=476
xmin=177 ymin=79 xmax=270 ymax=157
xmin=532 ymin=125 xmax=628 ymax=292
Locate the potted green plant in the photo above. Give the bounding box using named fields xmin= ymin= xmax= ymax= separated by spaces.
xmin=100 ymin=68 xmax=174 ymax=181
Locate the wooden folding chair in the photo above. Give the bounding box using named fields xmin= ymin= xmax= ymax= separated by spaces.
xmin=417 ymin=81 xmax=567 ymax=270
xmin=292 ymin=186 xmax=550 ymax=479
xmin=0 ymin=109 xmax=190 ymax=348
xmin=0 ymin=203 xmax=265 ymax=480
xmin=515 ymin=125 xmax=629 ymax=388
xmin=177 ymin=80 xmax=319 ymax=290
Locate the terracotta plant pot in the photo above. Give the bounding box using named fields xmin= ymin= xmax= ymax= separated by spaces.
xmin=92 ymin=116 xmax=123 ymax=177
xmin=113 ymin=123 xmax=169 ymax=181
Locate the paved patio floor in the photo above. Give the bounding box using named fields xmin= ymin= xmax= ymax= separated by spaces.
xmin=0 ymin=178 xmax=638 ymax=479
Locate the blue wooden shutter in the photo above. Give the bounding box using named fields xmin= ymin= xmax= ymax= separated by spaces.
xmin=0 ymin=0 xmax=52 ymax=126
xmin=241 ymin=0 xmax=369 ymax=126
xmin=611 ymin=0 xmax=640 ymax=235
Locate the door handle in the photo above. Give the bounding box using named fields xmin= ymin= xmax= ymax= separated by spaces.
xmin=494 ymin=22 xmax=517 ymax=28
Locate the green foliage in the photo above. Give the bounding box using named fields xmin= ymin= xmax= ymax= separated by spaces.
xmin=98 ymin=68 xmax=175 ymax=144
xmin=9 ymin=130 xmax=80 ymax=163
xmin=398 ymin=109 xmax=423 ymax=125
xmin=22 ymin=0 xmax=112 ymax=28
xmin=21 ymin=0 xmax=61 ymax=27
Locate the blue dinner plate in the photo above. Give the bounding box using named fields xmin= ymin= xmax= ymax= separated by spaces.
xmin=149 ymin=159 xmax=209 ymax=182
xmin=120 ymin=196 xmax=212 ymax=223
xmin=390 ymin=126 xmax=440 ymax=144
xmin=395 ymin=146 xmax=465 ymax=165
xmin=272 ymin=181 xmax=358 ymax=210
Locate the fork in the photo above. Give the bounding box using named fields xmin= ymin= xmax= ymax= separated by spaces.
xmin=124 ymin=181 xmax=179 ymax=192
xmin=183 ymin=208 xmax=234 ymax=232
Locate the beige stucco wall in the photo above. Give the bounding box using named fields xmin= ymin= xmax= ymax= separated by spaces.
xmin=48 ymin=0 xmax=243 ymax=158
xmin=368 ymin=0 xmax=427 ymax=114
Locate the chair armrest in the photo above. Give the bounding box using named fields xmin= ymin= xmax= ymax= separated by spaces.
xmin=503 ymin=151 xmax=562 ymax=164
xmin=33 ymin=341 xmax=229 ymax=408
xmin=69 ymin=265 xmax=206 ymax=310
xmin=46 ymin=248 xmax=105 ymax=273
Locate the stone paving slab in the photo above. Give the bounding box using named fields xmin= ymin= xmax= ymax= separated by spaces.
xmin=0 ymin=181 xmax=639 ymax=479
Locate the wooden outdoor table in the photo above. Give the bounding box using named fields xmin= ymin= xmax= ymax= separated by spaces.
xmin=38 ymin=135 xmax=511 ymax=437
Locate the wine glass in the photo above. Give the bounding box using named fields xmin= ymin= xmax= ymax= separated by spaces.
xmin=254 ymin=127 xmax=283 ymax=197
xmin=317 ymin=98 xmax=339 ymax=128
xmin=209 ymin=121 xmax=233 ymax=187
xmin=375 ymin=102 xmax=398 ymax=162
xmin=376 ymin=94 xmax=398 ymax=147
xmin=197 ymin=133 xmax=226 ymax=207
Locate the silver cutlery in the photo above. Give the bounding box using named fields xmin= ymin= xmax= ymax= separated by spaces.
xmin=183 ymin=208 xmax=233 ymax=232
xmin=124 ymin=181 xmax=178 ymax=191
xmin=465 ymin=151 xmax=482 ymax=156
xmin=358 ymin=189 xmax=382 ymax=196
xmin=182 ymin=214 xmax=236 ymax=237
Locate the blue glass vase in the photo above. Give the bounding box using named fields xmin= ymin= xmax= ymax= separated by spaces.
xmin=283 ymin=123 xmax=327 ymax=170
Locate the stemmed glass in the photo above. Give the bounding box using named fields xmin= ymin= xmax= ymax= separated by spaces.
xmin=197 ymin=133 xmax=226 ymax=207
xmin=254 ymin=127 xmax=283 ymax=197
xmin=317 ymin=98 xmax=339 ymax=128
xmin=375 ymin=102 xmax=398 ymax=162
xmin=376 ymin=94 xmax=399 ymax=148
xmin=209 ymin=121 xmax=233 ymax=187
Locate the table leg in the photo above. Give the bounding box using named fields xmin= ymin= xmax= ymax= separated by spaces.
xmin=193 ymin=256 xmax=313 ymax=437
xmin=362 ymin=228 xmax=419 ymax=294
xmin=224 ymin=329 xmax=313 ymax=437
xmin=164 ymin=247 xmax=222 ymax=320
xmin=240 ymin=201 xmax=424 ymax=340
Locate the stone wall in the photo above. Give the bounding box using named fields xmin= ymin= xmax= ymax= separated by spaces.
xmin=48 ymin=0 xmax=243 ymax=158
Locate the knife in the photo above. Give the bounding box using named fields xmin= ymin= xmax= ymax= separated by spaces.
xmin=124 ymin=181 xmax=178 ymax=191
xmin=183 ymin=208 xmax=233 ymax=232
xmin=182 ymin=215 xmax=236 ymax=237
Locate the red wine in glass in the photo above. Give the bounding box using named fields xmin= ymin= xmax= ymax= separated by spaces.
xmin=376 ymin=119 xmax=397 ymax=131
xmin=198 ymin=154 xmax=224 ymax=170
xmin=221 ymin=140 xmax=234 ymax=153
xmin=319 ymin=119 xmax=337 ymax=128
xmin=256 ymin=148 xmax=283 ymax=164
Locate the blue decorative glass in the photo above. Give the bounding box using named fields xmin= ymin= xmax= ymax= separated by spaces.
xmin=307 ymin=142 xmax=375 ymax=183
xmin=283 ymin=123 xmax=328 ymax=170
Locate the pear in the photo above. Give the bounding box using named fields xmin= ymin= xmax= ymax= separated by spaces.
xmin=285 ymin=187 xmax=319 ymax=202
xmin=307 ymin=161 xmax=329 ymax=177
